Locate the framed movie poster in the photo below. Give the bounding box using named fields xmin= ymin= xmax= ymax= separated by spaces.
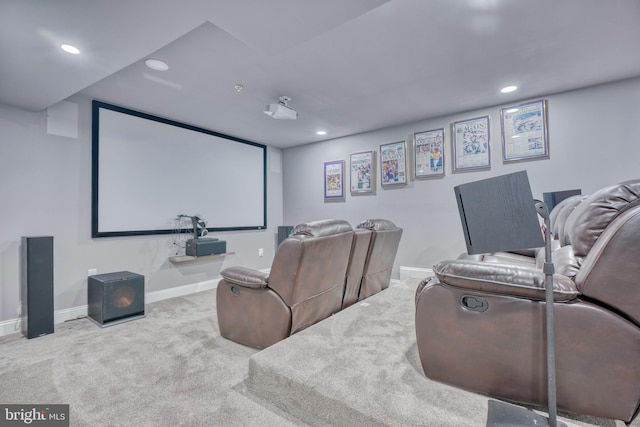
xmin=324 ymin=160 xmax=345 ymax=200
xmin=350 ymin=151 xmax=376 ymax=194
xmin=414 ymin=128 xmax=445 ymax=178
xmin=380 ymin=141 xmax=407 ymax=187
xmin=452 ymin=115 xmax=490 ymax=172
xmin=501 ymin=99 xmax=549 ymax=162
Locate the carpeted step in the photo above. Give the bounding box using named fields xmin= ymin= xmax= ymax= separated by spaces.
xmin=246 ymin=280 xmax=489 ymax=426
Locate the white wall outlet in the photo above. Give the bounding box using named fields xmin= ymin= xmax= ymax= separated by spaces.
xmin=88 ymin=268 xmax=97 ymax=276
xmin=258 ymin=248 xmax=264 ymax=257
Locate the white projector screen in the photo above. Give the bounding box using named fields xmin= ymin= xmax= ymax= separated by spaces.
xmin=92 ymin=101 xmax=267 ymax=237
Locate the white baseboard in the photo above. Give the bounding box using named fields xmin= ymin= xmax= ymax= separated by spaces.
xmin=0 ymin=277 xmax=222 ymax=338
xmin=145 ymin=278 xmax=221 ymax=304
xmin=399 ymin=266 xmax=434 ymax=282
xmin=0 ymin=318 xmax=23 ymax=338
xmin=55 ymin=305 xmax=89 ymax=324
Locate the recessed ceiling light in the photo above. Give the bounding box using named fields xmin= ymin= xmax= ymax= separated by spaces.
xmin=501 ymin=85 xmax=518 ymax=93
xmin=316 ymin=130 xmax=327 ymax=135
xmin=145 ymin=59 xmax=169 ymax=71
xmin=60 ymin=44 xmax=80 ymax=54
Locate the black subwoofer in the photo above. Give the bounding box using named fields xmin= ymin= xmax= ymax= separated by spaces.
xmin=88 ymin=271 xmax=145 ymax=327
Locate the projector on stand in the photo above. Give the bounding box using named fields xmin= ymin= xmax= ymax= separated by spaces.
xmin=264 ymin=96 xmax=298 ymax=120
xmin=186 ymin=238 xmax=226 ymax=257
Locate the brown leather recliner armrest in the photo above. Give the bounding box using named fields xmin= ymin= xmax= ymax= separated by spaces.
xmin=536 ymin=244 xmax=580 ymax=278
xmin=220 ymin=266 xmax=269 ymax=289
xmin=433 ymin=259 xmax=579 ymax=302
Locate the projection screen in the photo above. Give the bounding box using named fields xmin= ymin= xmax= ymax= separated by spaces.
xmin=92 ymin=100 xmax=267 ymax=237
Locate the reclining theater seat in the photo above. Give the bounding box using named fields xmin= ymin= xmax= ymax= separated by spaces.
xmin=342 ymin=227 xmax=372 ymax=309
xmin=414 ymin=180 xmax=640 ymax=423
xmin=354 ymin=219 xmax=403 ymax=302
xmin=217 ymin=219 xmax=354 ymax=349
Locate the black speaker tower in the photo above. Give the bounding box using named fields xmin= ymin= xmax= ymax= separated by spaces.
xmin=21 ymin=236 xmax=55 ymax=339
xmin=277 ymin=226 xmax=294 ymax=246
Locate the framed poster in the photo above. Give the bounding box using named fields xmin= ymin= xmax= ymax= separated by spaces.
xmin=452 ymin=115 xmax=490 ymax=172
xmin=324 ymin=160 xmax=345 ymax=200
xmin=350 ymin=151 xmax=376 ymax=194
xmin=501 ymin=99 xmax=549 ymax=162
xmin=414 ymin=128 xmax=445 ymax=178
xmin=380 ymin=141 xmax=407 ymax=187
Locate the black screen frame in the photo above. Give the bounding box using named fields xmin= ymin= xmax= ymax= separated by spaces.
xmin=91 ymin=100 xmax=267 ymax=238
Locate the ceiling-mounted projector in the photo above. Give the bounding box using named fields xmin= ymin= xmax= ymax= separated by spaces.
xmin=264 ymin=96 xmax=298 ymax=120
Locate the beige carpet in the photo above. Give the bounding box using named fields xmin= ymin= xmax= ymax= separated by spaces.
xmin=0 ymin=291 xmax=304 ymax=426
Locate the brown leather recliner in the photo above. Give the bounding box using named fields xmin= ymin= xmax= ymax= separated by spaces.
xmin=415 ymin=180 xmax=640 ymax=423
xmin=358 ymin=219 xmax=403 ymax=299
xmin=342 ymin=228 xmax=373 ymax=309
xmin=217 ymin=219 xmax=354 ymax=349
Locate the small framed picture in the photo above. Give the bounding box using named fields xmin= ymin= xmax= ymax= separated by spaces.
xmin=414 ymin=128 xmax=445 ymax=178
xmin=501 ymin=99 xmax=549 ymax=162
xmin=324 ymin=160 xmax=345 ymax=200
xmin=452 ymin=115 xmax=491 ymax=172
xmin=380 ymin=141 xmax=408 ymax=187
xmin=350 ymin=151 xmax=376 ymax=194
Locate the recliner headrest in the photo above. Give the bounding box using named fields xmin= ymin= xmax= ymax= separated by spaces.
xmin=566 ymin=179 xmax=640 ymax=258
xmin=357 ymin=218 xmax=400 ymax=232
xmin=292 ymin=219 xmax=352 ymax=237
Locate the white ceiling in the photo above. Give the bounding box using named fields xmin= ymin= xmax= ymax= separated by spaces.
xmin=2 ymin=0 xmax=640 ymax=148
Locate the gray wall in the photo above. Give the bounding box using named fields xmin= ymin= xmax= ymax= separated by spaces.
xmin=0 ymin=94 xmax=283 ymax=323
xmin=282 ymin=77 xmax=640 ymax=277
